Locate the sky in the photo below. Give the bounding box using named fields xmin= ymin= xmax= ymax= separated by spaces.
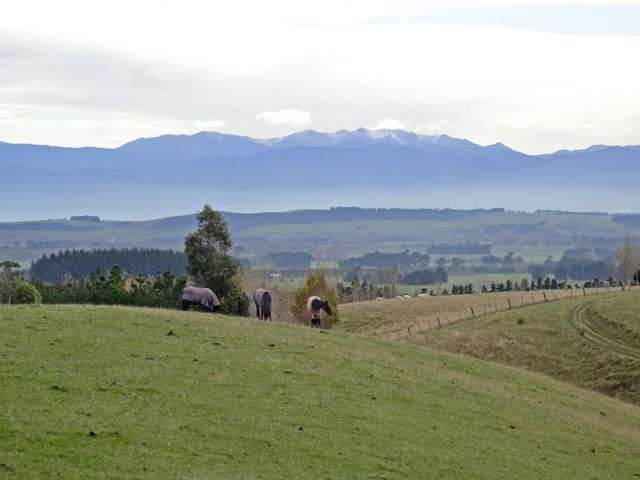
xmin=2 ymin=0 xmax=640 ymax=154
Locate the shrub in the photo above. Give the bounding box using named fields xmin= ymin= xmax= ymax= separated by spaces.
xmin=219 ymin=281 xmax=250 ymax=316
xmin=292 ymin=271 xmax=339 ymax=326
xmin=13 ymin=282 xmax=42 ymax=305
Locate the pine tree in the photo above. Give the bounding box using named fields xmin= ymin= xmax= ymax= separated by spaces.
xmin=185 ymin=205 xmax=249 ymax=316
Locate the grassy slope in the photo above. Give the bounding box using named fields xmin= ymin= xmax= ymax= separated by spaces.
xmin=411 ymin=292 xmax=640 ymax=404
xmin=2 ymin=306 xmax=640 ymax=479
xmin=337 ymin=290 xmax=574 ymax=335
xmin=592 ymin=294 xmax=640 ymax=340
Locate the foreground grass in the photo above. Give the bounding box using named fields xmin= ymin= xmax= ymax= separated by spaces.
xmin=412 ymin=291 xmax=640 ymax=404
xmin=2 ymin=305 xmax=640 ymax=479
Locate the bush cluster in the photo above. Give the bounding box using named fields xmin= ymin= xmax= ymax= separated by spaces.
xmin=33 ymin=267 xmax=186 ymax=309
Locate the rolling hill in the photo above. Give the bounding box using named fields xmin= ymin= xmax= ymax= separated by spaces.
xmin=2 ymin=304 xmax=640 ymax=478
xmin=2 ymin=128 xmax=640 ymax=219
xmin=340 ymin=289 xmax=640 ymax=405
xmin=1 ymin=207 xmax=637 ymax=266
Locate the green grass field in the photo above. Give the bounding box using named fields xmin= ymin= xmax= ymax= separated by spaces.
xmin=2 ymin=305 xmax=640 ymax=478
xmin=337 ymin=289 xmax=580 ymax=336
xmin=410 ymin=291 xmax=640 ymax=405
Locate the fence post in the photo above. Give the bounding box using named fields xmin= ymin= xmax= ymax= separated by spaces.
xmin=437 ymin=317 xmax=442 ymax=328
xmin=543 ymin=292 xmax=548 ymax=302
xmin=583 ymin=287 xmax=586 ymax=296
xmin=471 ymin=307 xmax=475 ymax=318
xmin=494 ymin=302 xmax=498 ymax=312
xmin=508 ymin=298 xmax=512 ymax=309
xmin=407 ymin=327 xmax=411 ymax=335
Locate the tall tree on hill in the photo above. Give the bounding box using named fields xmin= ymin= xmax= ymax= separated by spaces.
xmin=184 ymin=205 xmax=249 ymax=315
xmin=616 ymin=236 xmax=639 ymax=285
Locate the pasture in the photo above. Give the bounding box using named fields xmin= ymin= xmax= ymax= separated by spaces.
xmin=337 ymin=288 xmax=601 ymax=337
xmin=2 ymin=305 xmax=640 ymax=478
xmin=410 ymin=290 xmax=640 ymax=404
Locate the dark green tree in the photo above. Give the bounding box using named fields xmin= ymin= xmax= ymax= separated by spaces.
xmin=184 ymin=205 xmax=249 ymax=315
xmin=12 ymin=282 xmax=42 ymax=304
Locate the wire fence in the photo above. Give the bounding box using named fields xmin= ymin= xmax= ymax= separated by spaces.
xmin=375 ymin=285 xmax=636 ymax=341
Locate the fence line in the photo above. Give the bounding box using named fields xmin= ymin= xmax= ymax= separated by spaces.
xmin=374 ymin=286 xmax=636 ymax=342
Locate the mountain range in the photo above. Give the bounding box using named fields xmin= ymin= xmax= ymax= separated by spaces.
xmin=1 ymin=128 xmax=639 ymax=219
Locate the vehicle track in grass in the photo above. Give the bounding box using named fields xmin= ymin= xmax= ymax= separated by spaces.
xmin=570 ymin=300 xmax=640 ymax=361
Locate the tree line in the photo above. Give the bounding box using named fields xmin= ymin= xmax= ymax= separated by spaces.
xmin=31 ymin=248 xmax=187 ymax=283
xmin=33 ymin=267 xmax=186 ymax=309
xmin=1 ymin=206 xmax=250 ymax=316
xmin=340 ymin=250 xmax=431 ymax=271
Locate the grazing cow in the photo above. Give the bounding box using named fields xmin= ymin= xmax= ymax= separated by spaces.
xmin=306 ymin=296 xmax=333 ymax=328
xmin=180 ymin=286 xmax=221 ymax=312
xmin=253 ymin=289 xmax=272 ymax=321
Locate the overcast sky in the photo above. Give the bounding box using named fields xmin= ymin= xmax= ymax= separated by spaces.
xmin=2 ymin=0 xmax=640 ymax=153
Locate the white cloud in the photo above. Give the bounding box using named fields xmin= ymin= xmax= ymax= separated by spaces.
xmin=2 ymin=2 xmax=640 ymax=152
xmin=415 ymin=119 xmax=456 ymax=135
xmin=370 ymin=118 xmax=406 ymax=130
xmin=193 ymin=119 xmax=227 ymax=131
xmin=254 ymin=109 xmax=311 ymax=128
